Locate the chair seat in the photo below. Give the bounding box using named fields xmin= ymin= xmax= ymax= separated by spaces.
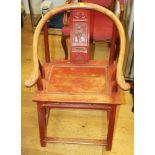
xmin=62 ymin=13 xmax=113 ymax=41
xmin=33 ymin=60 xmax=119 ymax=104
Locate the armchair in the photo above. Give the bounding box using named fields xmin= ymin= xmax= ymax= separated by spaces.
xmin=25 ymin=2 xmax=130 ymax=151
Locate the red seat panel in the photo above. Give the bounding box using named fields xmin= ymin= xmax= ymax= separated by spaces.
xmin=33 ymin=60 xmax=119 ymax=104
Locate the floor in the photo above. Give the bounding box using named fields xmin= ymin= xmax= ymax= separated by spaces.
xmin=21 ymin=16 xmax=134 ymax=155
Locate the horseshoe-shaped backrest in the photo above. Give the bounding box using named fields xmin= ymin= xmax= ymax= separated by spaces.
xmin=25 ymin=2 xmax=130 ymax=90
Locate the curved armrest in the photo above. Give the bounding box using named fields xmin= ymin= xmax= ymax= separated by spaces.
xmin=24 ymin=67 xmax=39 ymax=87
xmin=25 ymin=2 xmax=130 ymax=90
xmin=24 ymin=28 xmax=40 ymax=87
xmin=115 ymin=18 xmax=130 ymax=90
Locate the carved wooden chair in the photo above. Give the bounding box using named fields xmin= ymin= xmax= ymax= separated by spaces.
xmin=25 ymin=2 xmax=130 ymax=151
xmin=61 ymin=0 xmax=125 ymax=60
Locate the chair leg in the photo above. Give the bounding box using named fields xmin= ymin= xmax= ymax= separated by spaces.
xmin=61 ymin=35 xmax=68 ymax=60
xmin=37 ymin=103 xmax=47 ymax=147
xmin=106 ymin=105 xmax=116 ymax=151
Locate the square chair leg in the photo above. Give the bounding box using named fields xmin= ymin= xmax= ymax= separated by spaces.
xmin=106 ymin=105 xmax=116 ymax=151
xmin=37 ymin=102 xmax=47 ymax=147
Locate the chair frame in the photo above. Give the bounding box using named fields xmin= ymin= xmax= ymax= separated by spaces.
xmin=25 ymin=3 xmax=130 ymax=151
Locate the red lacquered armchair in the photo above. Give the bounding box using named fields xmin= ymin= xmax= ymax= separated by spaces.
xmin=25 ymin=2 xmax=130 ymax=151
xmin=61 ymin=0 xmax=125 ymax=60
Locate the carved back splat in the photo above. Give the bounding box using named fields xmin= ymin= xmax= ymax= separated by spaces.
xmin=70 ymin=9 xmax=90 ymax=64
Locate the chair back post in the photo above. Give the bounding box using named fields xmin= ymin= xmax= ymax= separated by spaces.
xmin=25 ymin=2 xmax=130 ymax=90
xmin=43 ymin=22 xmax=50 ymax=63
